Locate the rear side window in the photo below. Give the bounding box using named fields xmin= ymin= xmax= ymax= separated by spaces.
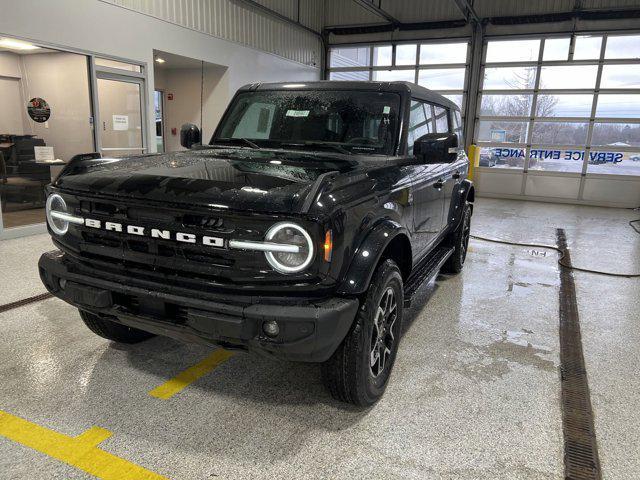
xmin=434 ymin=105 xmax=449 ymax=133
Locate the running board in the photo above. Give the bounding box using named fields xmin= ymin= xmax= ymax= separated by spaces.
xmin=403 ymin=246 xmax=454 ymax=307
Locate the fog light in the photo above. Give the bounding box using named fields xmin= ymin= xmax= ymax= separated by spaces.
xmin=263 ymin=320 xmax=279 ymax=337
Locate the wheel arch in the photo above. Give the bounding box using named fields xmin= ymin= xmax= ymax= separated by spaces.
xmin=337 ymin=220 xmax=412 ymax=296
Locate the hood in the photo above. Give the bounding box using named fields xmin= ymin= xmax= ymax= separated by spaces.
xmin=54 ymin=148 xmax=358 ymax=213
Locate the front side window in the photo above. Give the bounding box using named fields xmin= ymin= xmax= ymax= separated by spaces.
xmin=407 ymin=100 xmax=434 ymax=154
xmin=434 ymin=106 xmax=449 ymax=133
xmin=215 ymin=90 xmax=401 ymax=155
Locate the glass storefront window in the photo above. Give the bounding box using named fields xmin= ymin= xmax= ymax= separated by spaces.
xmin=395 ymin=44 xmax=417 ymax=66
xmin=418 ymin=68 xmax=465 ymax=90
xmin=536 ymin=94 xmax=593 ymax=117
xmin=539 ymin=65 xmax=598 ymax=89
xmin=527 ymin=147 xmax=586 ymax=173
xmin=329 ymin=46 xmax=371 ymax=68
xmin=587 ymin=150 xmax=640 ymax=175
xmin=329 ymin=70 xmax=368 ymax=81
xmin=605 ymin=35 xmax=640 ymax=60
xmin=543 ymin=38 xmax=570 ymax=61
xmin=1 ymin=47 xmax=93 ymax=230
xmin=591 ymin=123 xmax=640 ymax=147
xmin=531 ymin=122 xmax=589 ymax=145
xmin=573 ymin=35 xmax=602 ymax=60
xmin=373 ymin=45 xmax=392 ymax=66
xmin=483 ymin=66 xmax=537 ymax=90
xmin=480 ymin=94 xmax=533 ymax=116
xmin=600 ymin=64 xmax=640 ymax=89
xmin=373 ymin=69 xmax=415 ymax=82
xmin=596 ymin=94 xmax=640 ymax=118
xmin=420 ymin=42 xmax=467 ymax=64
xmin=486 ymin=39 xmax=540 ymax=63
xmin=477 ymin=120 xmax=529 ymax=144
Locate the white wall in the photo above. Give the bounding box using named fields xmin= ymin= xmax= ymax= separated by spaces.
xmin=0 ymin=0 xmax=320 ymax=155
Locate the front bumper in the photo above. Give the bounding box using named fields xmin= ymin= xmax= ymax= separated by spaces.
xmin=39 ymin=250 xmax=359 ymax=362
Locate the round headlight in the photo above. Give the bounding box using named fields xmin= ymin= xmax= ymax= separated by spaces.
xmin=264 ymin=222 xmax=314 ymax=274
xmin=46 ymin=193 xmax=69 ymax=235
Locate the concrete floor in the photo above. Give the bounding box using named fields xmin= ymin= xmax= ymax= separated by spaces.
xmin=0 ymin=198 xmax=638 ymax=479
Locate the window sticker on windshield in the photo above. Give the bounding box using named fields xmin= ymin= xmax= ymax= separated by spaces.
xmin=286 ymin=110 xmax=310 ymax=117
xmin=383 ymin=106 xmax=391 ymax=114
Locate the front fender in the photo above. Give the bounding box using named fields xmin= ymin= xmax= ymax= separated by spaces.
xmin=337 ymin=219 xmax=408 ymax=296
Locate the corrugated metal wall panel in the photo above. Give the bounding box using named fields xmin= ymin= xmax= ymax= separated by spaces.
xmin=99 ymin=0 xmax=321 ymax=66
xmin=324 ymin=0 xmax=462 ymax=25
xmin=324 ymin=0 xmax=382 ymax=26
xmin=475 ymin=0 xmax=576 ymax=18
xmin=582 ymin=0 xmax=640 ymax=9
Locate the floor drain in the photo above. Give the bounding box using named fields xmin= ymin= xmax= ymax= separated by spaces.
xmin=0 ymin=292 xmax=53 ymax=314
xmin=556 ymin=229 xmax=602 ymax=480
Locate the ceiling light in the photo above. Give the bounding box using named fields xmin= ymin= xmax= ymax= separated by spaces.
xmin=0 ymin=38 xmax=40 ymax=51
xmin=155 ymin=57 xmax=165 ymax=64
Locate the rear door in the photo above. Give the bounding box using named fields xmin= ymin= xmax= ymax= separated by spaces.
xmin=408 ymin=100 xmax=445 ymax=259
xmin=439 ymin=107 xmax=466 ymax=232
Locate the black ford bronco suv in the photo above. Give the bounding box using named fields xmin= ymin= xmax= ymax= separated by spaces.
xmin=39 ymin=81 xmax=473 ymax=406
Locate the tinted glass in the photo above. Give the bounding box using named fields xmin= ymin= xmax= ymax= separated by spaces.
xmin=407 ymin=101 xmax=433 ymax=154
xmin=434 ymin=106 xmax=449 ymax=133
xmin=216 ymin=90 xmax=401 ymax=155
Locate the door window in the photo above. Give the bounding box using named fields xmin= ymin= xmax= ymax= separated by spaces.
xmin=407 ymin=100 xmax=434 ymax=154
xmin=97 ymin=78 xmax=144 ymax=157
xmin=434 ymin=106 xmax=449 ymax=133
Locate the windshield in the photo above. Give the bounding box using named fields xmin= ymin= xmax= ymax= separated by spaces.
xmin=213 ymin=90 xmax=401 ymax=155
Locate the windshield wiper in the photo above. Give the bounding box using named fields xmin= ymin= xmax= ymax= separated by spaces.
xmin=282 ymin=141 xmax=352 ymax=155
xmin=214 ymin=137 xmax=260 ymax=149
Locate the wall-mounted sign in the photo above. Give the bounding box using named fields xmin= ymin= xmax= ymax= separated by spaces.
xmin=112 ymin=115 xmax=129 ymax=131
xmin=27 ymin=97 xmax=50 ymax=122
xmin=34 ymin=146 xmax=55 ymax=162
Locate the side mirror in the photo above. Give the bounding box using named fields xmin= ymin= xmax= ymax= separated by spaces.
xmin=414 ymin=132 xmax=458 ymax=164
xmin=180 ymin=123 xmax=201 ymax=149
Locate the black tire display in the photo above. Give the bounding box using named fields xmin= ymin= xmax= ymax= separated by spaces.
xmin=442 ymin=202 xmax=471 ymax=274
xmin=79 ymin=310 xmax=155 ymax=344
xmin=321 ymin=259 xmax=403 ymax=406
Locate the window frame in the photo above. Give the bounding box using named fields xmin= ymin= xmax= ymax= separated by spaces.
xmin=474 ymin=32 xmax=640 ymax=177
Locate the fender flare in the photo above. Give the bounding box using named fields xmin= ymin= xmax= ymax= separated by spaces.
xmin=337 ymin=219 xmax=410 ymax=296
xmin=448 ymin=179 xmax=474 ymax=231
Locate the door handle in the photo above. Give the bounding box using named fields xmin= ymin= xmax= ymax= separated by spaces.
xmin=433 ymin=179 xmax=444 ymax=189
xmin=452 ymin=171 xmax=461 ymax=179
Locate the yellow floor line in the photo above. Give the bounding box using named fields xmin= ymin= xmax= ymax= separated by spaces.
xmin=149 ymin=349 xmax=234 ymax=400
xmin=0 ymin=410 xmax=168 ymax=480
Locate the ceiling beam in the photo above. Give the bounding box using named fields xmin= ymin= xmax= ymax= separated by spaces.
xmin=352 ymin=0 xmax=401 ymax=27
xmin=234 ymin=0 xmax=322 ymax=38
xmin=452 ymin=0 xmax=481 ymax=24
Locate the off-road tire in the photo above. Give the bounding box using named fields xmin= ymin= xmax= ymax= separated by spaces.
xmin=442 ymin=202 xmax=471 ymax=274
xmin=79 ymin=310 xmax=155 ymax=344
xmin=321 ymin=259 xmax=403 ymax=407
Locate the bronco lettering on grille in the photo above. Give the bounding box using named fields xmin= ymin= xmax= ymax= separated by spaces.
xmin=84 ymin=219 xmax=224 ymax=247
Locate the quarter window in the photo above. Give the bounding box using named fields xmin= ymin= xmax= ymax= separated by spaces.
xmin=407 ymin=100 xmax=434 ymax=154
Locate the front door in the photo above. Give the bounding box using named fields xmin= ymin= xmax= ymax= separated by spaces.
xmin=407 ymin=100 xmax=444 ymax=259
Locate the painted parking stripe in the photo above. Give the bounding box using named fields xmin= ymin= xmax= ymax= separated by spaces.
xmin=0 ymin=410 xmax=167 ymax=480
xmin=149 ymin=349 xmax=234 ymax=400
